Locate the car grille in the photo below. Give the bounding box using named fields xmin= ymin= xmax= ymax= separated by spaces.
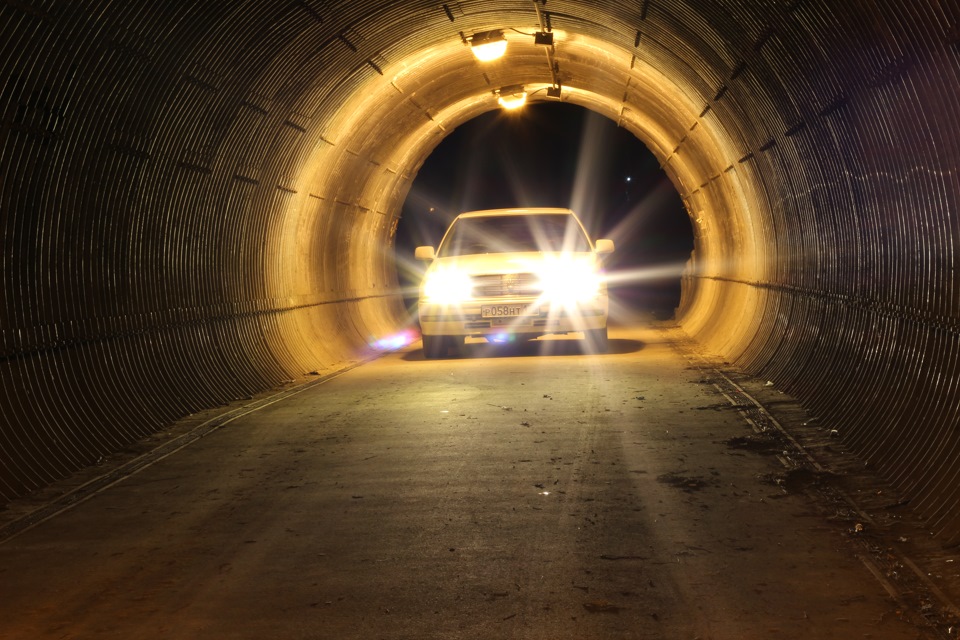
xmin=472 ymin=273 xmax=541 ymax=297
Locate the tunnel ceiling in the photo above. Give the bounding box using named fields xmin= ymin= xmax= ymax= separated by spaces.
xmin=2 ymin=1 xmax=959 ymax=541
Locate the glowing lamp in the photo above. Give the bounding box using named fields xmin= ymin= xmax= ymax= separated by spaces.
xmin=497 ymin=84 xmax=527 ymax=110
xmin=470 ymin=30 xmax=507 ymax=62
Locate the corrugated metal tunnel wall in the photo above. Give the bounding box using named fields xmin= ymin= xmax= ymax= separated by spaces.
xmin=2 ymin=1 xmax=958 ymax=540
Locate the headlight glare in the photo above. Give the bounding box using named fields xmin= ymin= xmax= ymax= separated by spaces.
xmin=423 ymin=268 xmax=473 ymax=304
xmin=538 ymin=258 xmax=602 ymax=304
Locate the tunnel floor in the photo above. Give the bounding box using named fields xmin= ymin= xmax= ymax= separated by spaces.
xmin=1 ymin=320 xmax=958 ymax=639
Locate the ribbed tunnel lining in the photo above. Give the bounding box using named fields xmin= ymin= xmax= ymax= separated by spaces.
xmin=1 ymin=0 xmax=958 ymax=541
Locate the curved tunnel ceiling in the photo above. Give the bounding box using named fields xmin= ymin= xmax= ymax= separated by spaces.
xmin=2 ymin=1 xmax=959 ymax=541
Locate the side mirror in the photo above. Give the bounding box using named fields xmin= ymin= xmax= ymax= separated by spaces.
xmin=414 ymin=246 xmax=436 ymax=261
xmin=595 ymin=238 xmax=615 ymax=254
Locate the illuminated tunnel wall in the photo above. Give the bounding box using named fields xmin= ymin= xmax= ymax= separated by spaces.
xmin=2 ymin=1 xmax=958 ymax=540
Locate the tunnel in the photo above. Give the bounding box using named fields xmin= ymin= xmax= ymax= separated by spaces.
xmin=1 ymin=0 xmax=959 ymax=544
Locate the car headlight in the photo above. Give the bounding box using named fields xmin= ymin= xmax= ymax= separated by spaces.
xmin=537 ymin=257 xmax=602 ymax=304
xmin=422 ymin=268 xmax=473 ymax=304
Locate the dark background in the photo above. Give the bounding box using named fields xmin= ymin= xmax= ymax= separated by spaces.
xmin=394 ymin=102 xmax=693 ymax=319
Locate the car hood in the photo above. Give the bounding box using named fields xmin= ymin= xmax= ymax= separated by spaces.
xmin=426 ymin=251 xmax=600 ymax=276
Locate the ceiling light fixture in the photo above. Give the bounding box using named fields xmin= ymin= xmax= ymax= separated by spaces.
xmin=534 ymin=31 xmax=554 ymax=46
xmin=470 ymin=29 xmax=507 ymax=62
xmin=497 ymin=84 xmax=528 ymax=110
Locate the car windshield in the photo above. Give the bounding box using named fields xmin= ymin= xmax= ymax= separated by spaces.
xmin=438 ymin=214 xmax=591 ymax=257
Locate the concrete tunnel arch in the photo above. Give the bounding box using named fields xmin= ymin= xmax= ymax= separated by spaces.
xmin=2 ymin=1 xmax=959 ymax=541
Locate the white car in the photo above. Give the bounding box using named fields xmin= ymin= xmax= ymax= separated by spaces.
xmin=415 ymin=208 xmax=614 ymax=358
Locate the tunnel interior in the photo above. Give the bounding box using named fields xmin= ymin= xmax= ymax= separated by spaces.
xmin=2 ymin=1 xmax=959 ymax=541
xmin=394 ymin=101 xmax=693 ymax=315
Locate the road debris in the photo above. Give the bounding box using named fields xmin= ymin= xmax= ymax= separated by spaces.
xmin=583 ymin=600 xmax=624 ymax=614
xmin=657 ymin=472 xmax=710 ymax=492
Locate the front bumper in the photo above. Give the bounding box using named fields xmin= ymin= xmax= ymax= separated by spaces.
xmin=418 ymin=297 xmax=608 ymax=338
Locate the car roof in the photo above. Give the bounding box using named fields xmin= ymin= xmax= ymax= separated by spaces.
xmin=455 ymin=207 xmax=577 ymax=220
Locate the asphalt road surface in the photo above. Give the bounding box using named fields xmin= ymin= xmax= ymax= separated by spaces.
xmin=1 ymin=323 xmax=955 ymax=639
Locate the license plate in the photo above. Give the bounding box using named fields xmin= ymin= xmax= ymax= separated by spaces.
xmin=481 ymin=304 xmax=535 ymax=318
